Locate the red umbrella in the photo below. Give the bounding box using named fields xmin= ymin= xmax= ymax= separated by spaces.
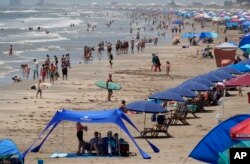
xmin=224 ymin=74 xmax=250 ymax=87
xmin=230 ymin=118 xmax=250 ymax=140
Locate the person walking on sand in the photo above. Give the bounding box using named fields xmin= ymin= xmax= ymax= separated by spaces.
xmin=106 ymin=74 xmax=113 ymax=101
xmin=166 ymin=61 xmax=173 ymax=80
xmin=9 ymin=45 xmax=13 ymax=56
xmin=36 ymin=79 xmax=42 ymax=98
xmin=33 ymin=59 xmax=39 ymax=80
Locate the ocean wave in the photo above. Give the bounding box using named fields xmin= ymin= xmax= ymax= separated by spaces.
xmin=0 ymin=10 xmax=40 ymax=14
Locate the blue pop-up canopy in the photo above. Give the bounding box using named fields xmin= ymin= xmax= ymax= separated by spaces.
xmin=0 ymin=139 xmax=23 ymax=164
xmin=23 ymin=109 xmax=159 ymax=159
xmin=230 ymin=64 xmax=250 ymax=72
xmin=218 ymin=66 xmax=242 ymax=74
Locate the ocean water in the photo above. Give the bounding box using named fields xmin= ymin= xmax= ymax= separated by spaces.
xmin=0 ymin=5 xmax=171 ymax=85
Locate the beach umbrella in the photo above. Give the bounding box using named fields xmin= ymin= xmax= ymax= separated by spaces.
xmin=126 ymin=100 xmax=167 ymax=113
xmin=149 ymin=91 xmax=185 ymax=102
xmin=198 ymin=73 xmax=223 ymax=82
xmin=180 ymin=81 xmax=212 ymax=91
xmin=230 ymin=64 xmax=250 ymax=72
xmin=188 ymin=114 xmax=250 ymax=164
xmin=181 ymin=33 xmax=197 ymax=38
xmin=172 ymin=19 xmax=182 ymax=25
xmin=238 ymin=59 xmax=250 ymax=65
xmin=199 ymin=32 xmax=218 ymax=39
xmin=218 ymin=66 xmax=242 ymax=74
xmin=166 ymin=87 xmax=197 ymax=98
xmin=184 ymin=77 xmax=214 ymax=87
xmin=231 ymin=118 xmax=250 ymax=140
xmin=126 ymin=100 xmax=167 ymax=129
xmin=240 ymin=44 xmax=250 ymax=53
xmin=239 ymin=33 xmax=250 ymax=52
xmin=224 ymin=74 xmax=250 ymax=87
xmin=208 ymin=70 xmax=233 ymax=80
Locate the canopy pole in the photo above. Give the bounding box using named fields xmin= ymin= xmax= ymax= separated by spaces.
xmin=143 ymin=112 xmax=146 ymax=129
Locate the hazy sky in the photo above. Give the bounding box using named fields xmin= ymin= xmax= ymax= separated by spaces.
xmin=0 ymin=0 xmax=227 ymax=6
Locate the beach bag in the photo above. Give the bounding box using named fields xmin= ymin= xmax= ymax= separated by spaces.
xmin=151 ymin=113 xmax=156 ymax=122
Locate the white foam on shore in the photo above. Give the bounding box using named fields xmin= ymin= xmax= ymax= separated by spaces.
xmin=1 ymin=10 xmax=39 ymax=14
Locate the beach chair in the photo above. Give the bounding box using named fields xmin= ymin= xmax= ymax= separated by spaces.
xmin=140 ymin=116 xmax=172 ymax=138
xmin=169 ymin=108 xmax=189 ymax=125
xmin=187 ymin=105 xmax=198 ymax=118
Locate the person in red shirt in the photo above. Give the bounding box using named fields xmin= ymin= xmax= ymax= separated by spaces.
xmin=76 ymin=122 xmax=88 ymax=155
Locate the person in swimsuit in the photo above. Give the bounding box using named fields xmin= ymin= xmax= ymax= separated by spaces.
xmin=76 ymin=122 xmax=88 ymax=155
xmin=36 ymin=79 xmax=42 ymax=98
xmin=166 ymin=61 xmax=173 ymax=80
xmin=106 ymin=74 xmax=113 ymax=101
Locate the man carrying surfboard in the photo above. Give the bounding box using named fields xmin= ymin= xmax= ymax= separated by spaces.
xmin=106 ymin=74 xmax=113 ymax=101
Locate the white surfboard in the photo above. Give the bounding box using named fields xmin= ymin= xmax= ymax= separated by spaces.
xmin=50 ymin=152 xmax=68 ymax=158
xmin=31 ymin=83 xmax=52 ymax=90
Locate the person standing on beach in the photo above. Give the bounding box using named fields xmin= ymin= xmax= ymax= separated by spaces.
xmin=131 ymin=38 xmax=134 ymax=54
xmin=61 ymin=61 xmax=68 ymax=80
xmin=33 ymin=59 xmax=39 ymax=80
xmin=54 ymin=55 xmax=58 ymax=67
xmin=109 ymin=53 xmax=113 ymax=69
xmin=166 ymin=61 xmax=173 ymax=80
xmin=106 ymin=74 xmax=113 ymax=101
xmin=76 ymin=122 xmax=88 ymax=155
xmin=36 ymin=79 xmax=42 ymax=98
xmin=9 ymin=45 xmax=13 ymax=56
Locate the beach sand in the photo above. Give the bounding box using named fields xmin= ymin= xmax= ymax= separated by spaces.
xmin=0 ymin=22 xmax=249 ymax=164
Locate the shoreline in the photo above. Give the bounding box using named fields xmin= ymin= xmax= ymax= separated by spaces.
xmin=1 ymin=15 xmax=250 ymax=164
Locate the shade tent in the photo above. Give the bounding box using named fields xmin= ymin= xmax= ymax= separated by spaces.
xmin=23 ymin=109 xmax=160 ymax=159
xmin=0 ymin=139 xmax=23 ymax=164
xmin=126 ymin=101 xmax=167 ymax=113
xmin=166 ymin=87 xmax=197 ymax=98
xmin=231 ymin=118 xmax=250 ymax=140
xmin=224 ymin=74 xmax=250 ymax=87
xmin=149 ymin=91 xmax=185 ymax=102
xmin=188 ymin=114 xmax=250 ymax=164
xmin=184 ymin=77 xmax=214 ymax=87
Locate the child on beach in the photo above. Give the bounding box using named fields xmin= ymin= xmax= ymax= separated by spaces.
xmin=166 ymin=61 xmax=173 ymax=80
xmin=36 ymin=79 xmax=42 ymax=98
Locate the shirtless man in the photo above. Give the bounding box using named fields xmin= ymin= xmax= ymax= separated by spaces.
xmin=106 ymin=74 xmax=113 ymax=101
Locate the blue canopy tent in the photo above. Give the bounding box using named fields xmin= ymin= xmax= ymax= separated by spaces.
xmin=218 ymin=66 xmax=242 ymax=74
xmin=149 ymin=91 xmax=185 ymax=102
xmin=0 ymin=139 xmax=23 ymax=164
xmin=229 ymin=64 xmax=250 ymax=72
xmin=184 ymin=77 xmax=214 ymax=87
xmin=180 ymin=82 xmax=212 ymax=91
xmin=166 ymin=87 xmax=197 ymax=98
xmin=188 ymin=114 xmax=250 ymax=164
xmin=23 ymin=109 xmax=159 ymax=159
